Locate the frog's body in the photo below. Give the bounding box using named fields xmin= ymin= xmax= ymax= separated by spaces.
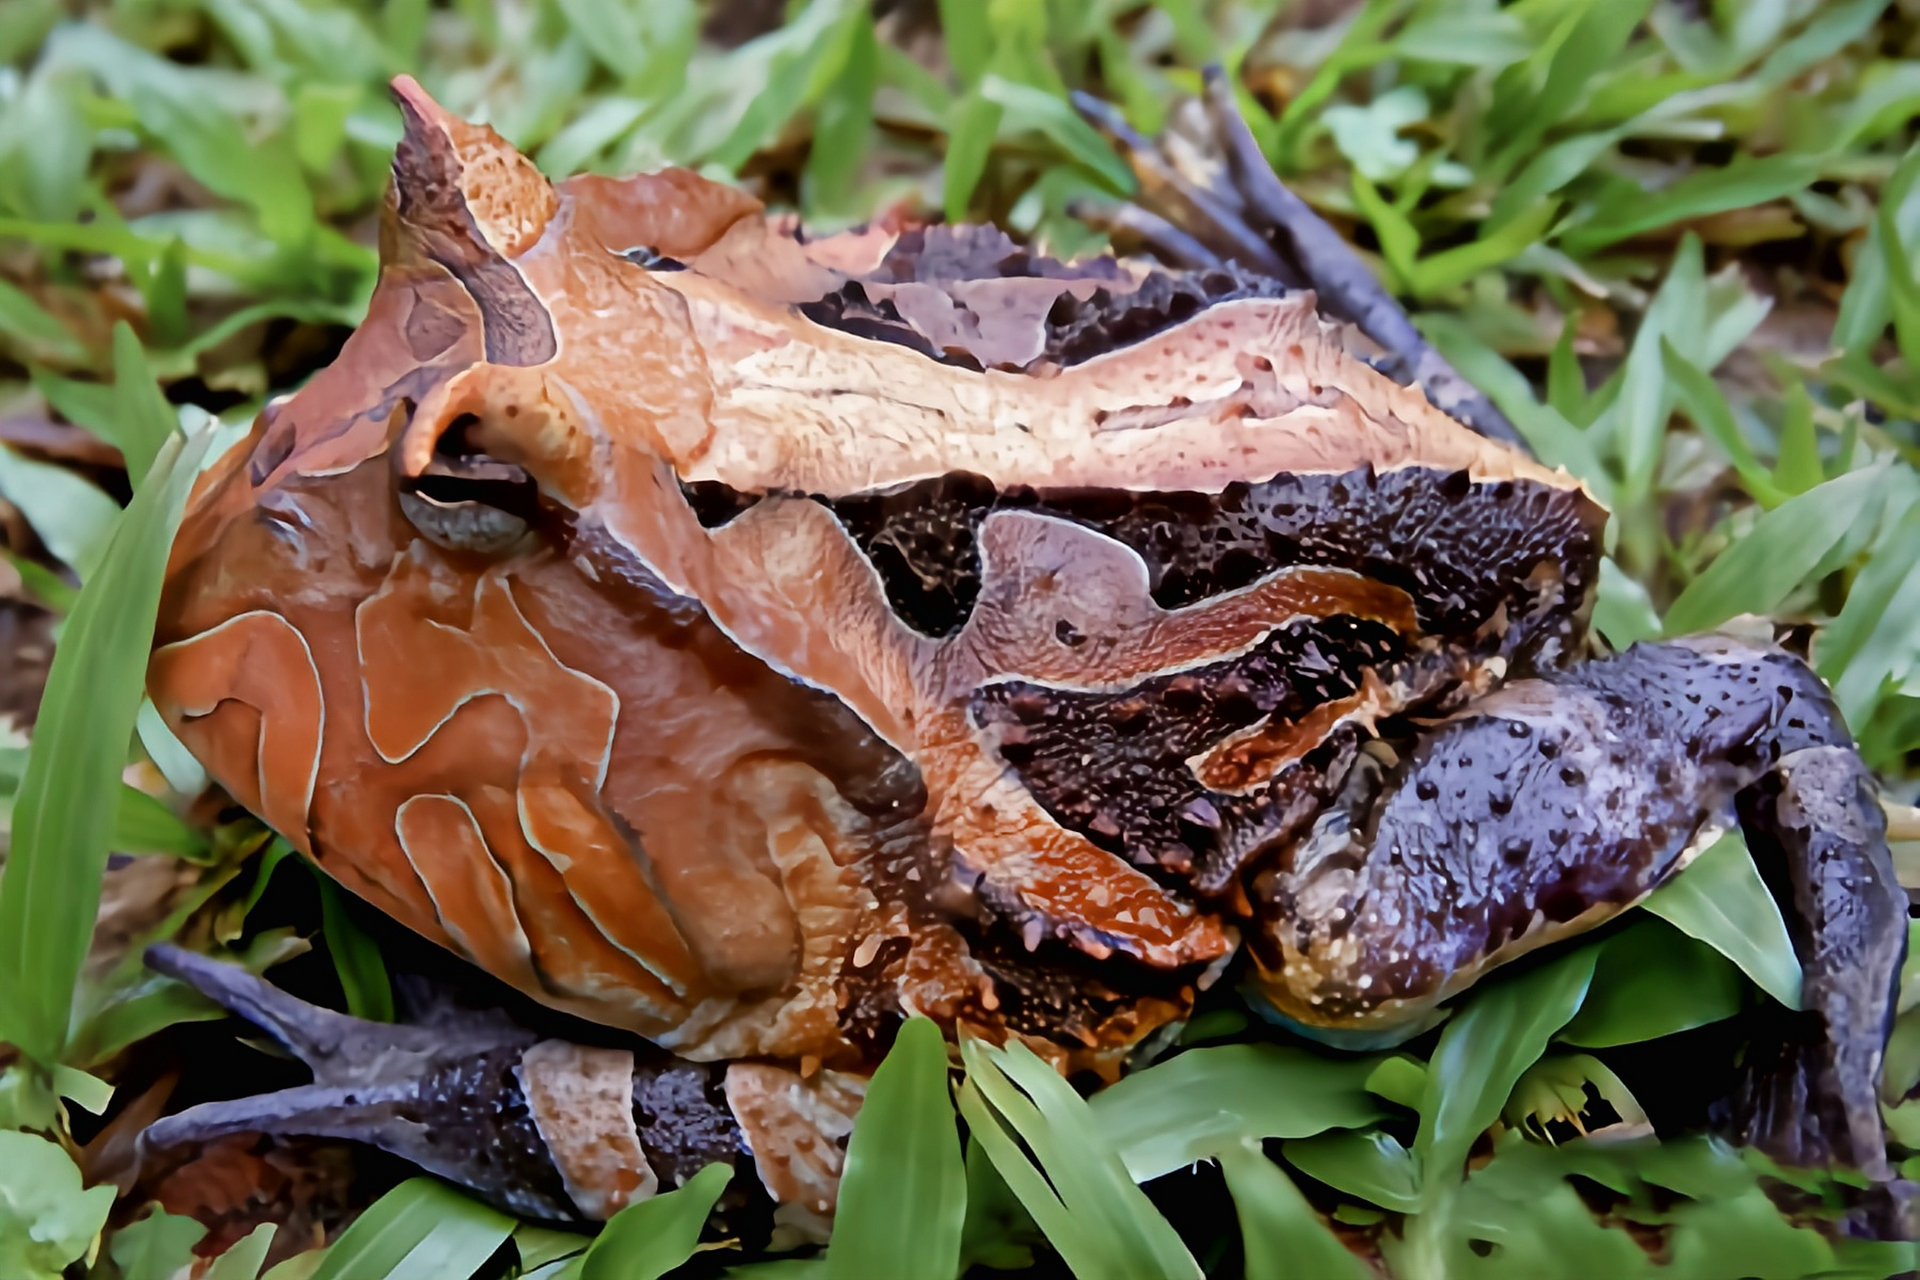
xmin=143 ymin=78 xmax=1905 ymax=1230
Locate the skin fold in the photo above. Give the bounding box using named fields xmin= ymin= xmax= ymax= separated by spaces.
xmin=141 ymin=76 xmax=1908 ymax=1233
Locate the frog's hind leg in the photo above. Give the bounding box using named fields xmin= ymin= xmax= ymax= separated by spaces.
xmin=1247 ymin=638 xmax=1905 ymax=1200
xmin=1724 ymin=743 xmax=1905 ymax=1176
xmin=1072 ymin=66 xmax=1529 ymax=453
xmin=139 ymin=944 xmax=742 ymax=1224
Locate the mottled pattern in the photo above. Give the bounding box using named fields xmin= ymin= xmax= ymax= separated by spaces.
xmin=631 ymin=1061 xmax=749 ymax=1186
xmin=970 ymin=616 xmax=1403 ymax=884
xmin=816 ymin=465 xmax=1604 ymax=650
xmin=1250 ymin=640 xmax=1903 ymax=1040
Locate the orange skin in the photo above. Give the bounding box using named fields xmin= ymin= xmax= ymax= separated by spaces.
xmin=149 ymin=79 xmax=1577 ymax=1071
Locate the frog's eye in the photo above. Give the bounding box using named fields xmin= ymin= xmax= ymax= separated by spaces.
xmin=398 ymin=415 xmax=539 ymax=555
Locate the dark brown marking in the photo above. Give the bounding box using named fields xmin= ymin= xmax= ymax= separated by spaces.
xmin=390 ymin=94 xmax=557 ymax=367
xmin=970 ymin=616 xmax=1405 ymax=890
xmin=812 ymin=466 xmax=1604 ymax=654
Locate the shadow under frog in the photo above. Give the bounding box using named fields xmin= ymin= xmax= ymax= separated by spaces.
xmin=141 ymin=77 xmax=1907 ymax=1235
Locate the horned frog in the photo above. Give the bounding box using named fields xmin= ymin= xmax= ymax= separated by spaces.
xmin=142 ymin=74 xmax=1906 ymax=1231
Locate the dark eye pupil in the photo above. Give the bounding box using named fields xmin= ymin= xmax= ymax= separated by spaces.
xmin=398 ymin=452 xmax=539 ymax=553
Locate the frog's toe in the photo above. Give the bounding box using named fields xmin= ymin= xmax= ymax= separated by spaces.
xmin=140 ymin=945 xmax=742 ymax=1224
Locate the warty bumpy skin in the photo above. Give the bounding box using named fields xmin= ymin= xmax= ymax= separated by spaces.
xmin=140 ymin=75 xmax=1908 ymax=1232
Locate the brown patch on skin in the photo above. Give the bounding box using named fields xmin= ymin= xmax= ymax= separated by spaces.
xmin=518 ymin=1040 xmax=656 ymax=1220
xmin=723 ymin=1063 xmax=866 ymax=1220
xmin=149 ymin=612 xmax=324 ymax=854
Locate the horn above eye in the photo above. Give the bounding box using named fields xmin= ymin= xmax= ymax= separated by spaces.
xmin=398 ymin=445 xmax=539 ymax=555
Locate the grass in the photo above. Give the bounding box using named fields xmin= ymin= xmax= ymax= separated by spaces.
xmin=0 ymin=0 xmax=1917 ymax=1276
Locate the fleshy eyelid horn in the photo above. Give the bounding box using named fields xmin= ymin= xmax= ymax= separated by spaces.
xmin=382 ymin=76 xmax=560 ymax=367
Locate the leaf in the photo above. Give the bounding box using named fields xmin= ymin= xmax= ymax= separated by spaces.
xmin=1502 ymin=1054 xmax=1647 ymax=1139
xmin=1562 ymin=153 xmax=1822 ymax=256
xmin=309 ymin=1179 xmax=514 ymax=1280
xmin=0 ymin=1129 xmax=116 ymax=1280
xmin=0 ymin=428 xmax=210 ymax=1066
xmin=802 ymin=9 xmax=878 ymax=214
xmin=1350 ymin=172 xmax=1418 ymax=290
xmin=0 ymin=63 xmax=91 ymax=224
xmin=1833 ymin=143 xmax=1920 ymax=358
xmin=1643 ymin=829 xmax=1802 ymax=1011
xmin=110 ymin=1207 xmax=208 ymax=1280
xmin=958 ymin=1036 xmax=1201 ymax=1280
xmin=514 ymin=1226 xmax=589 ymax=1272
xmin=1417 ymin=314 xmax=1611 ymax=500
xmin=1558 ymin=917 xmax=1746 ymax=1048
xmin=1323 ymin=85 xmax=1428 ymax=182
xmin=1662 ymin=340 xmax=1788 ymax=508
xmin=1663 ymin=465 xmax=1891 ymax=636
xmin=51 ymin=1063 xmax=112 ymax=1114
xmin=958 ymin=1135 xmax=1041 ymax=1275
xmin=942 ymin=90 xmax=1003 ymax=222
xmin=1414 ymin=947 xmax=1599 ymax=1195
xmin=578 ymin=1163 xmax=731 ymax=1280
xmin=1822 ymin=506 xmax=1920 ymax=725
xmin=0 ymin=446 xmax=120 ymax=578
xmin=1283 ymin=1129 xmax=1422 ymax=1213
xmin=113 ymin=784 xmax=212 ymax=860
xmin=1088 ymin=1045 xmax=1383 ymax=1182
xmin=1410 ymin=199 xmax=1560 ymax=298
xmin=938 ymin=0 xmax=991 ymax=85
xmin=203 ymin=1223 xmax=278 ymax=1280
xmin=979 ymin=76 xmax=1132 ymax=194
xmin=313 ymin=869 xmax=394 ymax=1024
xmin=0 ymin=279 xmax=87 ymax=366
xmin=1485 ymin=0 xmax=1654 ymax=177
xmin=708 ymin=0 xmax=861 ymax=173
xmin=1359 ymin=1060 xmax=1422 ymax=1116
xmin=827 ymin=1017 xmax=966 ymax=1280
xmin=1219 ymin=1141 xmax=1372 ymax=1280
xmin=1591 ymin=556 xmax=1663 ymax=650
xmin=1770 ymin=381 xmax=1824 ymax=498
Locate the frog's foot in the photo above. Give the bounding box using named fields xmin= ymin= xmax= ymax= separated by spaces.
xmin=1246 ymin=639 xmax=1906 ymax=1205
xmin=1072 ymin=66 xmax=1528 ymax=453
xmin=139 ymin=944 xmax=742 ymax=1224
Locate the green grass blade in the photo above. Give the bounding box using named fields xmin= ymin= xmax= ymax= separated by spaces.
xmin=0 ymin=426 xmax=210 ymax=1066
xmin=1282 ymin=1129 xmax=1421 ymax=1213
xmin=0 ymin=445 xmax=121 ymax=578
xmin=113 ymin=784 xmax=211 ymax=860
xmin=1663 ymin=465 xmax=1890 ymax=635
xmin=1822 ymin=505 xmax=1920 ymax=725
xmin=1220 ymin=1141 xmax=1371 ymax=1280
xmin=309 ymin=1178 xmax=514 ymax=1280
xmin=110 ymin=322 xmax=180 ymax=488
xmin=1558 ymin=918 xmax=1746 ymax=1048
xmin=1088 ymin=1045 xmax=1382 ymax=1182
xmin=1413 ymin=945 xmax=1598 ymax=1195
xmin=109 ymin=1208 xmax=206 ymax=1280
xmin=962 ymin=1037 xmax=1201 ymax=1280
xmin=1561 ymin=153 xmax=1823 ymax=256
xmin=1644 ymin=830 xmax=1802 ymax=1011
xmin=313 ymin=869 xmax=394 ymax=1023
xmin=578 ymin=1162 xmax=730 ymax=1280
xmin=827 ymin=1017 xmax=966 ymax=1280
xmin=202 ymin=1224 xmax=277 ymax=1280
